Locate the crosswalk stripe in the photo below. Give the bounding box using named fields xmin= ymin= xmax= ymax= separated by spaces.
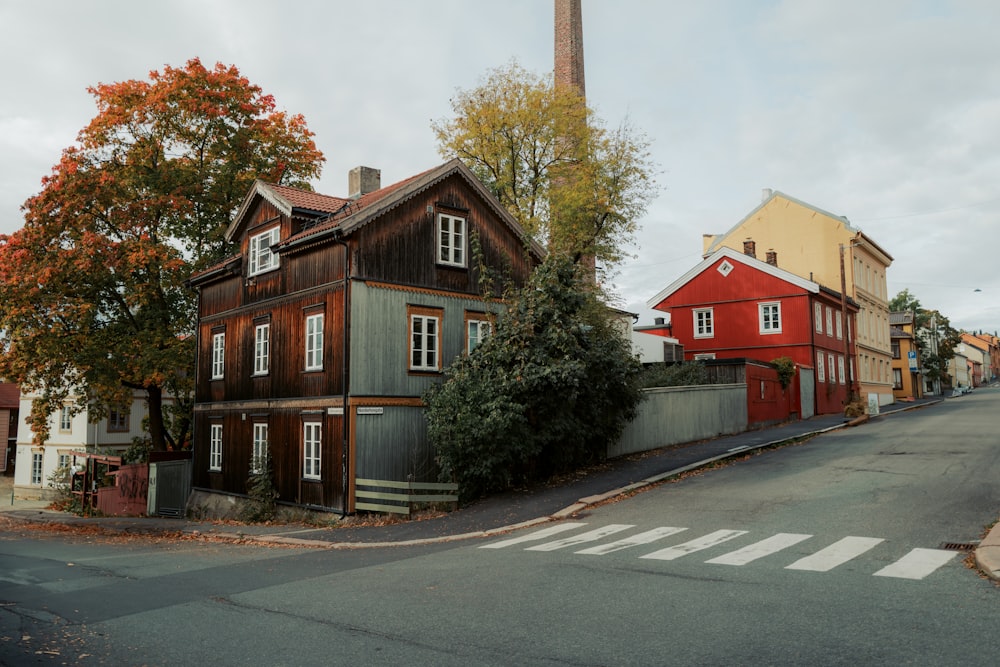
xmin=575 ymin=527 xmax=689 ymax=555
xmin=705 ymin=533 xmax=813 ymax=565
xmin=640 ymin=529 xmax=748 ymax=561
xmin=525 ymin=524 xmax=636 ymax=551
xmin=479 ymin=522 xmax=589 ymax=549
xmin=872 ymin=548 xmax=960 ymax=580
xmin=786 ymin=536 xmax=885 ymax=572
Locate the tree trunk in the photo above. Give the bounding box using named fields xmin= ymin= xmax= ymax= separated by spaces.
xmin=146 ymin=384 xmax=168 ymax=452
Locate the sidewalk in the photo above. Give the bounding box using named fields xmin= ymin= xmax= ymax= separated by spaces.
xmin=2 ymin=396 xmax=997 ymax=581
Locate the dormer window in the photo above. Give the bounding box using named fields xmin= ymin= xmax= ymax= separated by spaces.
xmin=437 ymin=213 xmax=466 ymax=267
xmin=248 ymin=227 xmax=280 ymax=276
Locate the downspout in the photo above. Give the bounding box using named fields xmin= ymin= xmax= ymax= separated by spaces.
xmin=334 ymin=232 xmax=351 ymax=518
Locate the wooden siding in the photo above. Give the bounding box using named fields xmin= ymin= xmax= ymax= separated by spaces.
xmin=349 ymin=281 xmax=503 ymax=397
xmin=192 ymin=406 xmax=345 ymax=510
xmin=352 ymin=405 xmax=436 ymax=484
xmin=349 ymin=174 xmax=534 ymax=295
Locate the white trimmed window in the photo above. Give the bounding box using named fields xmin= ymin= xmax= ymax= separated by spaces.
xmin=31 ymin=452 xmax=43 ymax=485
xmin=248 ymin=227 xmax=280 ymax=276
xmin=759 ymin=302 xmax=781 ymax=334
xmin=252 ymin=423 xmax=268 ymax=474
xmin=828 ymin=353 xmax=836 ymax=384
xmin=305 ymin=313 xmax=324 ymax=371
xmin=836 ymin=311 xmax=843 ymax=340
xmin=838 ymin=356 xmax=846 ymax=385
xmin=254 ymin=323 xmax=270 ymax=376
xmin=303 ymin=422 xmax=321 ymax=480
xmin=693 ymin=308 xmax=714 ymax=338
xmin=209 ymin=424 xmax=223 ymax=471
xmin=817 ymin=351 xmax=826 ymax=382
xmin=211 ymin=332 xmax=225 ymax=380
xmin=825 ymin=307 xmax=834 ymax=336
xmin=60 ymin=406 xmax=72 ymax=432
xmin=410 ymin=313 xmax=440 ymax=371
xmin=437 ymin=213 xmax=466 ymax=267
xmin=467 ymin=318 xmax=491 ymax=352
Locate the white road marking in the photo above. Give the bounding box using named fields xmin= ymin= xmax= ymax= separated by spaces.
xmin=786 ymin=536 xmax=885 ymax=572
xmin=575 ymin=527 xmax=689 ymax=555
xmin=705 ymin=533 xmax=813 ymax=565
xmin=525 ymin=524 xmax=636 ymax=551
xmin=640 ymin=529 xmax=749 ymax=561
xmin=479 ymin=522 xmax=589 ymax=549
xmin=872 ymin=548 xmax=960 ymax=580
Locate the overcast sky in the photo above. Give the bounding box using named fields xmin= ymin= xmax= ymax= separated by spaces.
xmin=2 ymin=0 xmax=998 ymax=333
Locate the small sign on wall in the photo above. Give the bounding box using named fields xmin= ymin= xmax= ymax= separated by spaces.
xmin=327 ymin=407 xmax=344 ymax=415
xmin=357 ymin=406 xmax=384 ymax=415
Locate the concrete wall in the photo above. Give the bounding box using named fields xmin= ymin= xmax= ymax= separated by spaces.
xmin=609 ymin=384 xmax=747 ymax=458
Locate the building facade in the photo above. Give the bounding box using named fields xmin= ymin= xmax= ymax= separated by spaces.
xmin=188 ymin=159 xmax=541 ymax=514
xmin=702 ymin=190 xmax=893 ymax=406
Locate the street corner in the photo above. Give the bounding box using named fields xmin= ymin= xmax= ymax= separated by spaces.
xmin=975 ymin=521 xmax=1000 ymax=583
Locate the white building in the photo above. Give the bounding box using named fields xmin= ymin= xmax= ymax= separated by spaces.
xmin=13 ymin=388 xmax=163 ymax=499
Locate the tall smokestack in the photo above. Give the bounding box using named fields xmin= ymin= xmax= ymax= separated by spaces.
xmin=554 ymin=0 xmax=585 ymax=98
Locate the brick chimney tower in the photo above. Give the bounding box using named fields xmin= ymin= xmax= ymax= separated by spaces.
xmin=554 ymin=0 xmax=585 ymax=98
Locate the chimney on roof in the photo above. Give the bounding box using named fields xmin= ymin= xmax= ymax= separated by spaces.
xmin=766 ymin=249 xmax=777 ymax=266
xmin=349 ymin=166 xmax=381 ymax=199
xmin=762 ymin=188 xmax=773 ymax=202
xmin=743 ymin=239 xmax=756 ymax=258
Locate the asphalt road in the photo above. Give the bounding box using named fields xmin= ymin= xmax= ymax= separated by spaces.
xmin=1 ymin=391 xmax=997 ymax=665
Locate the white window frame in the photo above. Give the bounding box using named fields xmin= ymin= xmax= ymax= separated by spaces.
xmin=693 ymin=352 xmax=716 ymax=360
xmin=248 ymin=227 xmax=280 ymax=276
xmin=825 ymin=307 xmax=834 ymax=336
xmin=759 ymin=302 xmax=782 ymax=334
xmin=254 ymin=323 xmax=270 ymax=376
xmin=814 ymin=303 xmax=823 ymax=333
xmin=437 ymin=213 xmax=466 ymax=267
xmin=305 ymin=313 xmax=324 ymax=371
xmin=303 ymin=422 xmax=321 ymax=480
xmin=410 ymin=313 xmax=440 ymax=371
xmin=838 ymin=356 xmax=846 ymax=385
xmin=252 ymin=423 xmax=268 ymax=474
xmin=211 ymin=332 xmax=225 ymax=380
xmin=467 ymin=318 xmax=491 ymax=353
xmin=209 ymin=424 xmax=223 ymax=471
xmin=31 ymin=452 xmax=43 ymax=485
xmin=108 ymin=408 xmax=129 ymax=432
xmin=836 ymin=311 xmax=843 ymax=340
xmin=828 ymin=353 xmax=836 ymax=384
xmin=817 ymin=351 xmax=826 ymax=382
xmin=60 ymin=406 xmax=72 ymax=432
xmin=693 ymin=308 xmax=714 ymax=339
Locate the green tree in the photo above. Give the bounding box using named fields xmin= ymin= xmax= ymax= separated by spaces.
xmin=888 ymin=289 xmax=961 ymax=386
xmin=424 ymin=255 xmax=644 ymax=501
xmin=0 ymin=58 xmax=324 ymax=451
xmin=433 ymin=60 xmax=658 ymax=272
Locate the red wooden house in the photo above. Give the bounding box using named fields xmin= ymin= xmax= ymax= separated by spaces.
xmin=188 ymin=159 xmax=542 ymax=514
xmin=646 ymin=247 xmax=858 ymax=416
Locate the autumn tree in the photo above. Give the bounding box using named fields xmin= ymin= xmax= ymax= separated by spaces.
xmin=0 ymin=58 xmax=324 ymax=451
xmin=432 ymin=60 xmax=657 ymax=272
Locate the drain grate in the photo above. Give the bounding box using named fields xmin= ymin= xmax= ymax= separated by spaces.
xmin=939 ymin=542 xmax=978 ymax=551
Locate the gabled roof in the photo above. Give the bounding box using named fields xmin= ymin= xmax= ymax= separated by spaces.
xmin=889 ymin=311 xmax=914 ymax=326
xmin=646 ymin=246 xmax=821 ymax=309
xmin=704 ymin=190 xmax=856 ymax=256
xmin=279 ymin=158 xmax=545 ymax=259
xmin=223 ymin=158 xmax=545 ymax=261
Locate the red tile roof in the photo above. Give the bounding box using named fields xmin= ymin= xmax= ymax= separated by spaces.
xmin=266 ymin=184 xmax=350 ymax=215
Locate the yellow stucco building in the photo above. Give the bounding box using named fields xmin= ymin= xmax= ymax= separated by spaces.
xmin=703 ymin=190 xmax=895 ymax=406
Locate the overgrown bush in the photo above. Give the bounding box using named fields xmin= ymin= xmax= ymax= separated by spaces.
xmin=771 ymin=356 xmax=796 ymax=389
xmin=639 ymin=361 xmax=708 ymax=388
xmin=424 ymin=255 xmax=644 ymax=502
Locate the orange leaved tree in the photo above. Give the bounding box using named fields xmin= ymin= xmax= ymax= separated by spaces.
xmin=0 ymin=58 xmax=324 ymax=452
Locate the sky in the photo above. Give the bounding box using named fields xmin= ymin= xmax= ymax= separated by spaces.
xmin=2 ymin=0 xmax=999 ymax=333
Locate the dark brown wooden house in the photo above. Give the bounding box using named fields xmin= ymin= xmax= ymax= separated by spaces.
xmin=188 ymin=159 xmax=542 ymax=514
